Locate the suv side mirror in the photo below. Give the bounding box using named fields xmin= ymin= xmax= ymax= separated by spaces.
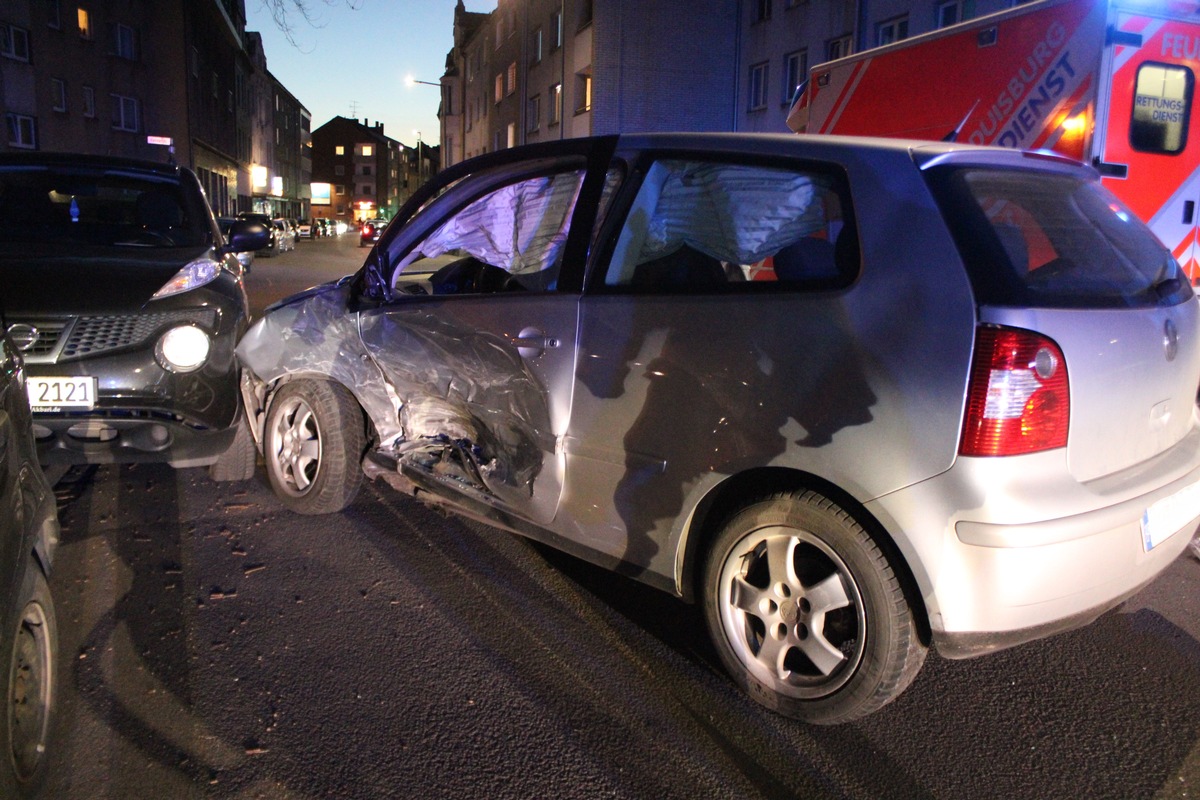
xmin=226 ymin=220 xmax=271 ymax=254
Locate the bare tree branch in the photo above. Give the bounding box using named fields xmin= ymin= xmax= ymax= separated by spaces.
xmin=253 ymin=0 xmax=364 ymax=47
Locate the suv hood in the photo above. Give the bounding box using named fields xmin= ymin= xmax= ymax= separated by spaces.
xmin=0 ymin=243 xmax=214 ymax=315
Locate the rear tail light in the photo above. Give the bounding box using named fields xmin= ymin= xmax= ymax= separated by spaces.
xmin=959 ymin=326 xmax=1069 ymax=457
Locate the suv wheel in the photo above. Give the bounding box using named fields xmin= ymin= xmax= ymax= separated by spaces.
xmin=264 ymin=380 xmax=365 ymax=515
xmin=703 ymin=491 xmax=926 ymax=724
xmin=2 ymin=564 xmax=56 ymax=798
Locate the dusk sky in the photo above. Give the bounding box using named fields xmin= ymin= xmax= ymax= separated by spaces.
xmin=244 ymin=0 xmax=498 ymax=149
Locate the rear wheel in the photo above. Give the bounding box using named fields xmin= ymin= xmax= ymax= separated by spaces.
xmin=263 ymin=380 xmax=365 ymax=515
xmin=2 ymin=564 xmax=57 ymax=799
xmin=703 ymin=491 xmax=926 ymax=724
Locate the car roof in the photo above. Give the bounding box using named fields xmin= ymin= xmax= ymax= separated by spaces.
xmin=0 ymin=151 xmax=184 ymax=179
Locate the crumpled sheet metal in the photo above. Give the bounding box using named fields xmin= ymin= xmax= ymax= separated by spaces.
xmin=359 ymin=309 xmax=550 ymax=500
xmin=235 ymin=282 xmax=404 ymax=444
xmin=238 ymin=280 xmax=551 ymax=502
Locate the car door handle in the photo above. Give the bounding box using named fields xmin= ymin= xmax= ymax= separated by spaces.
xmin=1185 ymin=201 xmax=1195 ymax=226
xmin=512 ymin=326 xmax=560 ymax=359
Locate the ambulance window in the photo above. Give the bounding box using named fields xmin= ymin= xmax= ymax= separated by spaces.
xmin=1130 ymin=62 xmax=1193 ymax=155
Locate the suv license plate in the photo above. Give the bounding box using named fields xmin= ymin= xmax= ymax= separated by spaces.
xmin=26 ymin=376 xmax=97 ymax=411
xmin=1141 ymin=480 xmax=1200 ymax=552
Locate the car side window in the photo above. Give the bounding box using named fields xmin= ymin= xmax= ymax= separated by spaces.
xmin=393 ymin=168 xmax=587 ymax=295
xmin=601 ymin=159 xmax=856 ymax=292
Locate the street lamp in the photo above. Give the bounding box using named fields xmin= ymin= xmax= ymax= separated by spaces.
xmin=405 ymin=75 xmax=440 ymax=88
xmin=413 ymin=130 xmax=423 ymax=185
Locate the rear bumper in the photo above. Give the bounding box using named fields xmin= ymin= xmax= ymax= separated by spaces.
xmin=869 ymin=427 xmax=1200 ymax=657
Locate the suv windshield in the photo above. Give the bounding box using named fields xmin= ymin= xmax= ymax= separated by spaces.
xmin=925 ymin=165 xmax=1190 ymax=309
xmin=0 ymin=166 xmax=207 ymax=249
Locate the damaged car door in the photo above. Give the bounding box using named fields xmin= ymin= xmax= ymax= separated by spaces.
xmin=358 ymin=152 xmax=611 ymax=524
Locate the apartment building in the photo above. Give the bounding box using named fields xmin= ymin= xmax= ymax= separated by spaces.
xmin=439 ymin=0 xmax=738 ymax=169
xmin=1 ymin=0 xmax=308 ymax=217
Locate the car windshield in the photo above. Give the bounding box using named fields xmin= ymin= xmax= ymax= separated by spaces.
xmin=0 ymin=166 xmax=207 ymax=249
xmin=926 ymin=165 xmax=1191 ymax=308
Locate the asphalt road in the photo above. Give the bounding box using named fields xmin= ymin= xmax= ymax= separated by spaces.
xmin=35 ymin=233 xmax=1200 ymax=799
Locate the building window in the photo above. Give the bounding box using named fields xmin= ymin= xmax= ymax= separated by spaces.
xmin=362 ymin=184 xmax=372 ymax=195
xmin=506 ymin=62 xmax=517 ymax=95
xmin=114 ymin=22 xmax=136 ymax=59
xmin=227 ymin=89 xmax=233 ymax=112
xmin=82 ymin=85 xmax=94 ymax=117
xmin=495 ymin=73 xmax=504 ymax=103
xmin=528 ymin=95 xmax=541 ymax=132
xmin=551 ymin=10 xmax=563 ymax=49
xmin=507 ymin=122 xmax=516 ymax=148
xmin=578 ymin=0 xmax=593 ymax=29
xmin=47 ymin=0 xmax=61 ymax=29
xmin=783 ymin=50 xmax=807 ymax=104
xmin=1 ymin=24 xmax=31 ymax=61
xmin=362 ymin=165 xmax=372 ymax=176
xmin=336 ymin=185 xmax=345 ymax=195
xmin=532 ymin=27 xmax=543 ymax=64
xmin=936 ymin=0 xmax=964 ymax=28
xmin=361 ymin=144 xmax=373 ymax=157
xmin=111 ymin=93 xmax=138 ymax=131
xmin=550 ymin=83 xmax=562 ymax=125
xmin=335 ymin=165 xmax=345 ymax=176
xmin=827 ymin=35 xmax=852 ymax=60
xmin=335 ymin=145 xmax=344 ymax=155
xmin=77 ymin=7 xmax=91 ymax=39
xmin=748 ymin=61 xmax=769 ymax=110
xmin=575 ymin=71 xmax=592 ymax=113
xmin=211 ymin=72 xmax=219 ymax=98
xmin=877 ymin=16 xmax=909 ymax=45
xmin=51 ymin=78 xmax=67 ymax=112
xmin=755 ymin=0 xmax=772 ymax=22
xmin=6 ymin=114 xmax=37 ymax=149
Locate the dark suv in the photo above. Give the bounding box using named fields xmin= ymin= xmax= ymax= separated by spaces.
xmin=0 ymin=153 xmax=268 ymax=477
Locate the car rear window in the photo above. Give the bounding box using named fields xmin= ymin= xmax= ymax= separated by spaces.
xmin=925 ymin=165 xmax=1191 ymax=309
xmin=0 ymin=166 xmax=207 ymax=248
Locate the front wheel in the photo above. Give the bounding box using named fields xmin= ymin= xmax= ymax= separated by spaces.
xmin=702 ymin=491 xmax=926 ymax=724
xmin=1 ymin=564 xmax=57 ymax=799
xmin=263 ymin=380 xmax=365 ymax=515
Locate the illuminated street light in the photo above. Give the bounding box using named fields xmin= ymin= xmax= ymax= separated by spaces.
xmin=405 ymin=75 xmax=440 ymax=88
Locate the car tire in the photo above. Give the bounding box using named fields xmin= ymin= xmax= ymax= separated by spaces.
xmin=209 ymin=415 xmax=258 ymax=482
xmin=1 ymin=564 xmax=57 ymax=799
xmin=702 ymin=491 xmax=926 ymax=725
xmin=263 ymin=380 xmax=365 ymax=515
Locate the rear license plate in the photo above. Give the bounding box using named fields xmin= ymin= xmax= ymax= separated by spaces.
xmin=1141 ymin=480 xmax=1200 ymax=552
xmin=26 ymin=376 xmax=97 ymax=411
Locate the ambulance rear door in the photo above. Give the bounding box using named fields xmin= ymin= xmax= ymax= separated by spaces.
xmin=1096 ymin=1 xmax=1200 ymax=278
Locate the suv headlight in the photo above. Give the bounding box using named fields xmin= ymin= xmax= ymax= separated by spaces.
xmin=152 ymin=258 xmax=220 ymax=299
xmin=156 ymin=325 xmax=210 ymax=372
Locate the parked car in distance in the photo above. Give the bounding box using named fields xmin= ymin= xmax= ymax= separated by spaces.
xmin=0 ymin=328 xmax=60 ymax=799
xmin=0 ymin=153 xmax=268 ymax=479
xmin=359 ymin=218 xmax=386 ymax=247
xmin=296 ymin=219 xmax=313 ymax=239
xmin=237 ymin=133 xmax=1200 ymax=723
xmin=272 ymin=218 xmax=296 ymax=253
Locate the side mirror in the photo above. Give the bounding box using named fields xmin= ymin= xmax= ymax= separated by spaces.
xmin=226 ymin=220 xmax=271 ymax=254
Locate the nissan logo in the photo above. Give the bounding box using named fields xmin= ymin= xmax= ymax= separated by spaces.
xmin=1164 ymin=318 xmax=1179 ymax=362
xmin=6 ymin=323 xmax=40 ymax=352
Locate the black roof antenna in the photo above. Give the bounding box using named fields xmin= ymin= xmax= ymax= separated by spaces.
xmin=943 ymin=100 xmax=980 ymax=142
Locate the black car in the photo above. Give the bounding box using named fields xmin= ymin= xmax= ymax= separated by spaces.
xmin=359 ymin=218 xmax=386 ymax=247
xmin=0 ymin=329 xmax=60 ymax=799
xmin=0 ymin=153 xmax=268 ymax=478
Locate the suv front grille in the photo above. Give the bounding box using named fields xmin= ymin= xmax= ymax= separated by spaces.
xmin=13 ymin=309 xmax=218 ymax=363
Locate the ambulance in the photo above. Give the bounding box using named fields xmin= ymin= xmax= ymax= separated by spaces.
xmin=788 ymin=0 xmax=1200 ymax=278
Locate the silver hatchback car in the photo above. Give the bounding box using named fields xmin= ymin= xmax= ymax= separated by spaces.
xmin=237 ymin=133 xmax=1200 ymax=723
